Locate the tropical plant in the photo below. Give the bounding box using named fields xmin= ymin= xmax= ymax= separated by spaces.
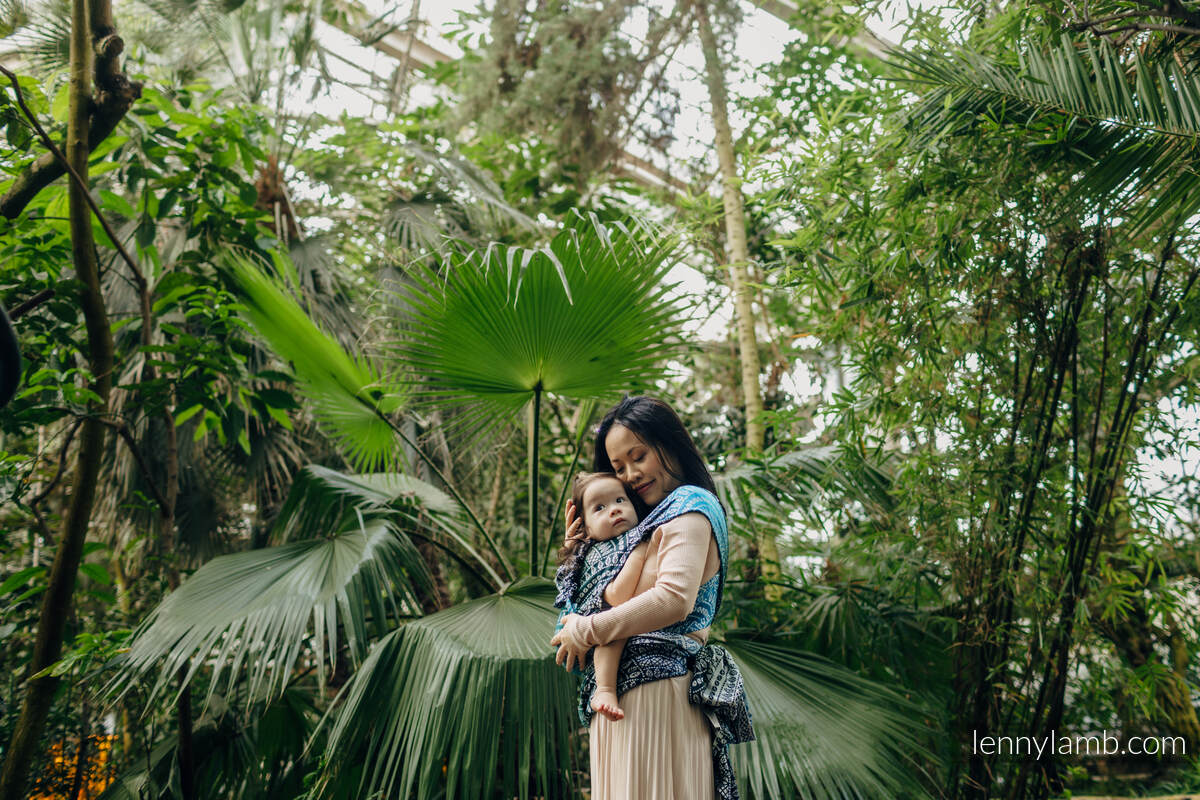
xmin=890 ymin=35 xmax=1200 ymax=233
xmin=755 ymin=7 xmax=1200 ymax=797
xmin=111 ymin=213 xmax=685 ymax=798
xmin=111 ymin=465 xmax=443 ymax=708
xmin=396 ymin=210 xmax=684 ymax=573
xmin=725 ymin=636 xmax=932 ymax=798
xmin=106 ymin=205 xmax=939 ymax=798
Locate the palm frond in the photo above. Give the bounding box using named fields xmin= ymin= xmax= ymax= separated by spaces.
xmin=110 ymin=511 xmax=430 ymax=708
xmin=395 ymin=212 xmax=685 ymax=439
xmin=225 ymin=250 xmax=405 ymax=471
xmin=312 ymin=576 xmax=581 ymax=800
xmin=796 ymin=579 xmax=954 ymax=691
xmin=891 ymin=38 xmax=1200 ymax=232
xmin=716 ymin=444 xmax=894 ymax=538
xmin=276 ymin=464 xmax=506 ymax=589
xmin=0 ymin=0 xmax=31 ymax=38
xmin=384 ymin=194 xmax=467 ymax=257
xmin=286 ymin=235 xmax=362 ymax=347
xmin=12 ymin=0 xmax=69 ymax=74
xmin=274 ymin=464 xmax=458 ymax=541
xmin=403 ymin=141 xmax=540 ymax=236
xmin=722 ymin=635 xmax=935 ymax=799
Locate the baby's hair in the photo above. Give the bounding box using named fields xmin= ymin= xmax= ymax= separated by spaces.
xmin=556 ymin=471 xmax=623 ymax=567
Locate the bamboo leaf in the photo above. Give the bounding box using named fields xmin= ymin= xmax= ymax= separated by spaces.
xmin=888 ymin=38 xmax=1200 ymax=232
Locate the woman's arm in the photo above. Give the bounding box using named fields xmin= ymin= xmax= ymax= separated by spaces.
xmin=552 ymin=512 xmax=711 ymax=667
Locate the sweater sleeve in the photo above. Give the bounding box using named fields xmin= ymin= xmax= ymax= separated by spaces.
xmin=575 ymin=512 xmax=712 ymax=647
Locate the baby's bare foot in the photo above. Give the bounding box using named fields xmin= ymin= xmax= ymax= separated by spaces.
xmin=591 ymin=689 xmax=624 ymax=721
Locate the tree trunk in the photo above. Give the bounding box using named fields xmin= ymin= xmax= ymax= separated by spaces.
xmin=66 ymin=697 xmax=90 ymax=800
xmin=0 ymin=0 xmax=114 ymax=795
xmin=694 ymin=1 xmax=782 ymax=590
xmin=694 ymin=3 xmax=763 ymax=452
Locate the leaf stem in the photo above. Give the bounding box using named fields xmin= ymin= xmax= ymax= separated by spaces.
xmin=539 ymin=401 xmax=591 ymax=577
xmin=368 ymin=402 xmax=515 ymax=585
xmin=528 ymin=385 xmax=542 ymax=578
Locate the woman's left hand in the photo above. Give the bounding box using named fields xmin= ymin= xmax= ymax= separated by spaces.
xmin=550 ymin=614 xmax=589 ymax=671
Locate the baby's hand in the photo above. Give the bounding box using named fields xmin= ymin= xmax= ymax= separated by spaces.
xmin=563 ymin=498 xmax=585 ymax=546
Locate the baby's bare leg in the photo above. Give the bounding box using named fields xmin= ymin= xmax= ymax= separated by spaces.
xmin=590 ymin=639 xmax=627 ymax=721
xmin=592 ymin=541 xmax=652 ymax=722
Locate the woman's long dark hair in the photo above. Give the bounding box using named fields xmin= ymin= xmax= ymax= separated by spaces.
xmin=592 ymin=396 xmax=717 ymax=498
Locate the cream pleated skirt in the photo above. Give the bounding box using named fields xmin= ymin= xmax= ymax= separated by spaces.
xmin=588 ymin=672 xmax=714 ymax=800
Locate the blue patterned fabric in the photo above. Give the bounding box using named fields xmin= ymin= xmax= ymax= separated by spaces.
xmin=554 ymin=485 xmax=728 ymax=614
xmin=553 ymin=485 xmax=754 ymax=800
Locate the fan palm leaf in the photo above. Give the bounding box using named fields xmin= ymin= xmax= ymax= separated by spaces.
xmin=396 ymin=210 xmax=685 ymax=573
xmin=275 ymin=464 xmax=505 ymax=589
xmin=110 ymin=469 xmax=442 ymax=708
xmin=723 ymin=635 xmax=934 ymax=799
xmin=227 ymin=250 xmax=516 ymax=580
xmin=274 ymin=463 xmax=460 ymax=542
xmin=313 ymin=584 xmax=935 ymax=800
xmin=890 ymin=38 xmax=1200 ymax=233
xmin=797 ymin=578 xmax=953 ymax=691
xmin=386 ymin=141 xmax=540 ymax=253
xmin=395 ymin=211 xmax=685 ymax=438
xmin=312 ymin=576 xmax=580 ymax=800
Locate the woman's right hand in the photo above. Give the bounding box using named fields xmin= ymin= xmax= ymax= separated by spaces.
xmin=563 ymin=499 xmax=585 ymax=547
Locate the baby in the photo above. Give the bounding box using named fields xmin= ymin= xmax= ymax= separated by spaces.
xmin=556 ymin=471 xmax=656 ymax=721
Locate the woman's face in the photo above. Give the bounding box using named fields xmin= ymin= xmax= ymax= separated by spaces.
xmin=604 ymin=423 xmax=680 ymax=507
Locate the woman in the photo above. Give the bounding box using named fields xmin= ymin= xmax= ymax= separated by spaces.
xmin=550 ymin=396 xmax=753 ymax=800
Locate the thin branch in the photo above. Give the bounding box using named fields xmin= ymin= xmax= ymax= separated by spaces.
xmin=0 ymin=70 xmax=140 ymax=220
xmin=99 ymin=418 xmax=170 ymax=512
xmin=1093 ymin=21 xmax=1200 ymax=36
xmin=1065 ymin=0 xmax=1200 ymax=40
xmin=1067 ymin=9 xmax=1168 ymax=28
xmin=28 ymin=418 xmax=85 ymax=510
xmin=40 ymin=406 xmax=171 ymax=512
xmin=8 ymin=289 xmax=55 ymax=321
xmin=1133 ymin=0 xmax=1200 ymax=26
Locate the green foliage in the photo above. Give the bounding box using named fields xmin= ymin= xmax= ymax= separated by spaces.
xmin=110 ymin=464 xmax=449 ymax=708
xmin=446 ymin=0 xmax=687 ymax=184
xmin=724 ymin=636 xmax=933 ymax=799
xmin=313 ymin=577 xmax=579 ymax=800
xmin=891 ymin=36 xmax=1200 ymax=233
xmin=226 ymin=250 xmax=405 ymax=471
xmin=13 ymin=3 xmax=1200 ymax=798
xmin=31 ymin=628 xmax=130 ymax=680
xmin=396 ymin=212 xmax=685 ymax=436
xmin=759 ymin=6 xmax=1200 ymax=796
xmin=99 ymin=687 xmax=319 ymax=800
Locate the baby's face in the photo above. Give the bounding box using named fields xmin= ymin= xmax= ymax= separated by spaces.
xmin=581 ymin=477 xmax=638 ymax=542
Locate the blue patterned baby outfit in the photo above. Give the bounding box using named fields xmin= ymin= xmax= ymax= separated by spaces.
xmin=553 ymin=485 xmax=755 ymax=800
